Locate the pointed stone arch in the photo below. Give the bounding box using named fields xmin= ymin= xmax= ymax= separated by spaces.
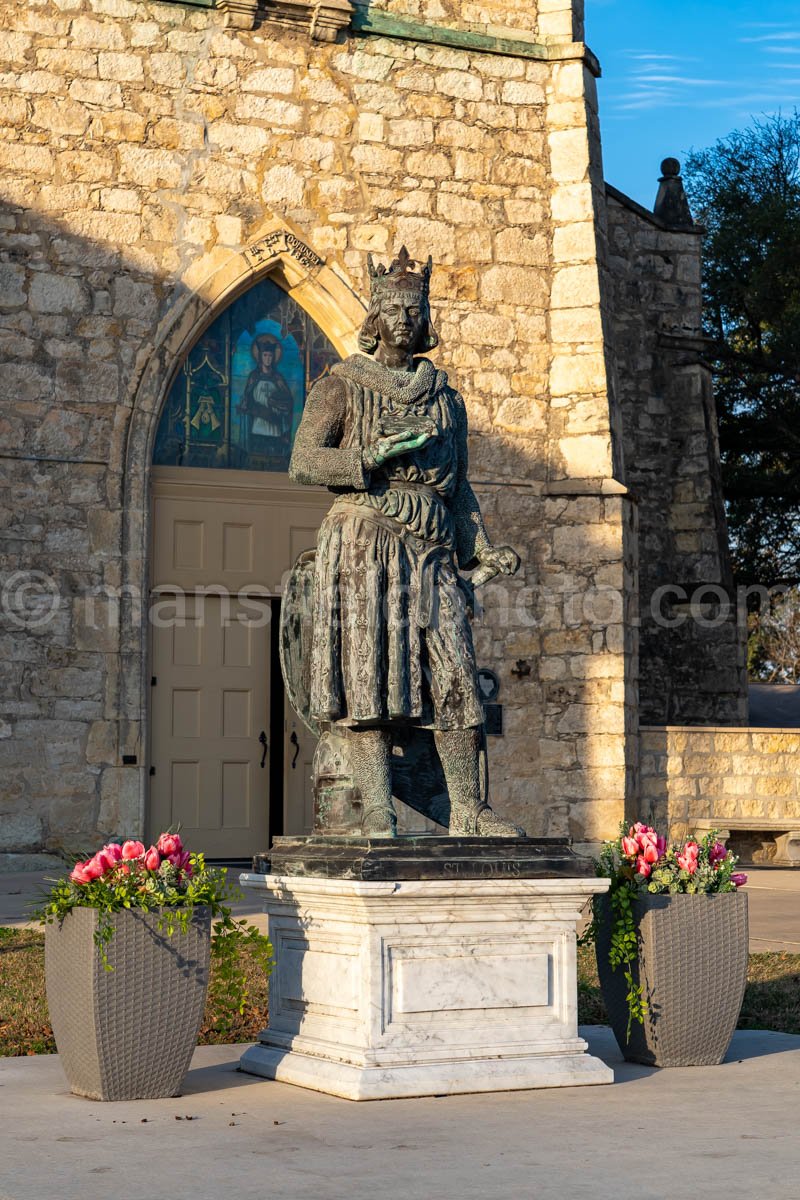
xmin=117 ymin=223 xmax=365 ymax=834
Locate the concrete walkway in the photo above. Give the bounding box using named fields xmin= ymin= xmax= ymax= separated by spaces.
xmin=3 ymin=867 xmax=798 ymax=950
xmin=1 ymin=1028 xmax=798 ymax=1200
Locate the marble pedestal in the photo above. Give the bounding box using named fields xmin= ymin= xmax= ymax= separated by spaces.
xmin=238 ymin=865 xmax=612 ymax=1100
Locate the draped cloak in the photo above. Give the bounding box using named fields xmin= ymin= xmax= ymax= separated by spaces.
xmin=289 ymin=354 xmax=491 ymax=731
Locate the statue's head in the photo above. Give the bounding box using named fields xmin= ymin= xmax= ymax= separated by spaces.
xmin=358 ymin=246 xmax=439 ymax=357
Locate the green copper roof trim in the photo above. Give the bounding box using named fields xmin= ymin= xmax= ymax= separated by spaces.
xmin=351 ymin=7 xmax=601 ymax=74
xmin=152 ymin=0 xmax=216 ymax=9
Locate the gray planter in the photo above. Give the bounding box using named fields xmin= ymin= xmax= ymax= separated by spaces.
xmin=45 ymin=905 xmax=211 ymax=1100
xmin=595 ymin=891 xmax=748 ymax=1067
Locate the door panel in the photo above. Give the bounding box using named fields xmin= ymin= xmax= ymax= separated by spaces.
xmin=151 ymin=468 xmax=331 ymax=594
xmin=149 ymin=595 xmax=269 ymax=857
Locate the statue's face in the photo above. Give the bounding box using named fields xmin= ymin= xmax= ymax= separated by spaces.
xmin=259 ymin=348 xmax=274 ymax=371
xmin=375 ymin=295 xmax=426 ymax=354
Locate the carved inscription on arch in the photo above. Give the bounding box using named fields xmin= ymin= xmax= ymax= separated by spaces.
xmin=245 ymin=230 xmax=324 ymax=272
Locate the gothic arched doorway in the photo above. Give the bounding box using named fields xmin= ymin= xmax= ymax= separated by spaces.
xmin=147 ymin=276 xmax=340 ymax=856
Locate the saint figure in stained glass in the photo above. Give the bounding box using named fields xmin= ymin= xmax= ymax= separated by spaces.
xmin=153 ymin=276 xmax=340 ymax=472
xmin=239 ymin=334 xmax=295 ymax=462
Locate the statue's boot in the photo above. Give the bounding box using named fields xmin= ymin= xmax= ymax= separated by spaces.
xmin=434 ymin=727 xmax=526 ymax=838
xmin=347 ymin=727 xmax=397 ymax=838
xmin=449 ymin=801 xmax=525 ymax=837
xmin=361 ymin=802 xmax=397 ymax=837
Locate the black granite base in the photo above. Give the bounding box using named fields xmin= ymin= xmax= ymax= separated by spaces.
xmin=252 ymin=836 xmax=593 ymax=881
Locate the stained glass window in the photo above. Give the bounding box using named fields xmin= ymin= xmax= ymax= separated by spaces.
xmin=153 ymin=277 xmax=341 ymax=472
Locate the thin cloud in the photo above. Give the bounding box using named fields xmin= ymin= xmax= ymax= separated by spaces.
xmin=632 ymin=74 xmax=731 ymax=86
xmin=623 ymin=52 xmax=700 ymax=62
xmin=740 ymin=32 xmax=800 ymax=43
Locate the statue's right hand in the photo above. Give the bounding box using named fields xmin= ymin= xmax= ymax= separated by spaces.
xmin=371 ymin=428 xmax=434 ymax=465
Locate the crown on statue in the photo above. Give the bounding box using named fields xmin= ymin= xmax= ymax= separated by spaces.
xmin=367 ymin=245 xmax=433 ymax=301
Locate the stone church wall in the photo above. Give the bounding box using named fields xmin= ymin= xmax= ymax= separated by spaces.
xmin=641 ymin=725 xmax=800 ymax=847
xmin=0 ymin=0 xmax=634 ymax=856
xmin=605 ymin=187 xmax=747 ymax=727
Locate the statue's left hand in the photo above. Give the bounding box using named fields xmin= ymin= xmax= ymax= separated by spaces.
xmin=476 ymin=544 xmax=521 ymax=578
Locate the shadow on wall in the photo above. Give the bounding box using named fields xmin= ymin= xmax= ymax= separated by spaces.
xmin=0 ymin=194 xmax=634 ymax=854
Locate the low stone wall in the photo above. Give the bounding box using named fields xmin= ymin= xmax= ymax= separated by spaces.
xmin=640 ymin=726 xmax=800 ymax=841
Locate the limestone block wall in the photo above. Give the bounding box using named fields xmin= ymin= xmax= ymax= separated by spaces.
xmin=604 ymin=189 xmax=747 ymax=726
xmin=640 ymin=726 xmax=800 ymax=843
xmin=0 ymin=0 xmax=633 ymax=855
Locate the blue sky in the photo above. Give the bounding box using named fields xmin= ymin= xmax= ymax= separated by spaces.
xmin=587 ymin=0 xmax=800 ymax=207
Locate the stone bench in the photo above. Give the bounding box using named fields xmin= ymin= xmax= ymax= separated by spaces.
xmin=692 ymin=819 xmax=800 ymax=867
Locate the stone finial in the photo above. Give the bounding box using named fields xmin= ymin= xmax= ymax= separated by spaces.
xmin=653 ymin=158 xmax=696 ymax=230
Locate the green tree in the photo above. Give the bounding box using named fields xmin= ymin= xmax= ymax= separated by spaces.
xmin=683 ymin=112 xmax=800 ymax=587
xmin=747 ymin=586 xmax=800 ymax=682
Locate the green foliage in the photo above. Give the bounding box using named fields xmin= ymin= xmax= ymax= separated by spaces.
xmin=747 ymin=585 xmax=800 ymax=682
xmin=683 ymin=112 xmax=800 ymax=587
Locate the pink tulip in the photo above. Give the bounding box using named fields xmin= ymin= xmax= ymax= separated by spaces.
xmin=95 ymin=848 xmax=118 ymax=873
xmin=121 ymin=840 xmax=145 ymax=860
xmin=635 ymin=831 xmax=660 ymax=858
xmin=157 ymin=832 xmax=182 ymax=857
xmin=732 ymin=873 xmax=748 ymax=888
xmin=179 ymin=850 xmax=192 ymax=875
xmin=656 ymin=835 xmax=667 ymax=858
xmin=70 ymin=862 xmax=92 ymax=885
xmin=676 ymin=853 xmax=698 ymax=875
xmin=104 ymin=842 xmax=123 ymax=862
xmin=642 ymin=841 xmax=660 ymax=865
xmin=635 ymin=855 xmax=652 ymax=878
xmin=621 ymin=836 xmax=639 ymax=858
xmin=83 ymin=855 xmax=106 ymax=881
xmin=144 ymin=845 xmax=161 ymax=870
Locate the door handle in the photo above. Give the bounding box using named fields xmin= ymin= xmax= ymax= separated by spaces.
xmin=290 ymin=730 xmax=300 ymax=770
xmin=259 ymin=730 xmax=268 ymax=768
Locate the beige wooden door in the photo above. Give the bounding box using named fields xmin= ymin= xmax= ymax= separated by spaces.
xmin=148 ymin=594 xmax=269 ymax=857
xmin=149 ymin=467 xmax=331 ymax=852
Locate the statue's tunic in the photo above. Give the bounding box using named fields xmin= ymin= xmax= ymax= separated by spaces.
xmin=289 ymin=354 xmax=490 ymax=730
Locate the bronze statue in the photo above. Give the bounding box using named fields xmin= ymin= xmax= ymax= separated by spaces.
xmin=283 ymin=248 xmax=523 ymax=837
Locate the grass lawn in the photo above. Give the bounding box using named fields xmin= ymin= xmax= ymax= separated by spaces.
xmin=2 ymin=927 xmax=798 ymax=1056
xmin=576 ymin=944 xmax=800 ymax=1034
xmin=0 ymin=925 xmax=269 ymax=1057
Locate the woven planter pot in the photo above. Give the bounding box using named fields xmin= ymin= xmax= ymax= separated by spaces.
xmin=45 ymin=906 xmax=211 ymax=1101
xmin=595 ymin=891 xmax=748 ymax=1067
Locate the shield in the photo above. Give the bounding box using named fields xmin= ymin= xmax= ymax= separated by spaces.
xmin=279 ymin=549 xmax=320 ymax=737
